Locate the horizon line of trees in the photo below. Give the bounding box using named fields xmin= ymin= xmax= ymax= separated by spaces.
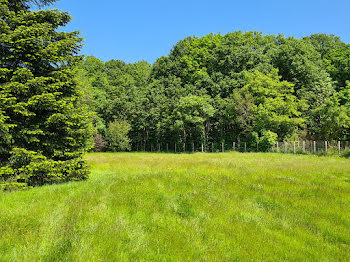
xmin=77 ymin=31 xmax=350 ymax=152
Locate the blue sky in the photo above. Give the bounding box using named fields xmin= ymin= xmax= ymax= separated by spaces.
xmin=46 ymin=0 xmax=350 ymax=64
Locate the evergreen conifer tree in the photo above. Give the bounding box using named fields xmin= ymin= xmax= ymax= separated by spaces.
xmin=0 ymin=0 xmax=93 ymax=190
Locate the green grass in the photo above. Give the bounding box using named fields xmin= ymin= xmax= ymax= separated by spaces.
xmin=1 ymin=152 xmax=350 ymax=261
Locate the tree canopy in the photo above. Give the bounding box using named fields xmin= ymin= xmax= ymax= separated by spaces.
xmin=76 ymin=31 xmax=350 ymax=153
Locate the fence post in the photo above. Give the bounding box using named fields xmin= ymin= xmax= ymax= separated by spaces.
xmin=222 ymin=142 xmax=224 ymax=153
xmin=293 ymin=142 xmax=296 ymax=154
xmin=158 ymin=143 xmax=160 ymax=152
xmin=302 ymin=141 xmax=305 ymax=153
xmin=245 ymin=142 xmax=247 ymax=152
xmin=183 ymin=143 xmax=186 ymax=152
xmin=313 ymin=141 xmax=316 ymax=153
xmin=212 ymin=143 xmax=214 ymax=153
xmin=192 ymin=142 xmax=194 ymax=153
xmin=276 ymin=142 xmax=279 ymax=153
xmin=338 ymin=141 xmax=341 ymax=154
xmin=201 ymin=143 xmax=204 ymax=152
xmin=257 ymin=141 xmax=259 ymax=152
xmin=325 ymin=141 xmax=328 ymax=153
xmin=233 ymin=142 xmax=236 ymax=151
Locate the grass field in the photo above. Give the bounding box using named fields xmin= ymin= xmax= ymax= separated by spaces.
xmin=0 ymin=152 xmax=350 ymax=261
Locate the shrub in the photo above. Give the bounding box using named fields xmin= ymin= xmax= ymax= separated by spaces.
xmin=93 ymin=134 xmax=108 ymax=152
xmin=259 ymin=131 xmax=278 ymax=152
xmin=105 ymin=120 xmax=131 ymax=151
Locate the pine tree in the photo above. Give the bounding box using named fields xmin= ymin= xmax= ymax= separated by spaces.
xmin=0 ymin=0 xmax=94 ymax=190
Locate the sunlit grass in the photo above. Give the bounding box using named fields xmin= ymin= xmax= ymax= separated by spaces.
xmin=1 ymin=152 xmax=350 ymax=261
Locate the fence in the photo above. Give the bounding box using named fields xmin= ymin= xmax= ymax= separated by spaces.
xmin=132 ymin=141 xmax=350 ymax=154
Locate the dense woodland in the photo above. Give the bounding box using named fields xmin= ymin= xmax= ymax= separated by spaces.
xmin=1 ymin=0 xmax=350 ymax=189
xmin=77 ymin=32 xmax=350 ymax=152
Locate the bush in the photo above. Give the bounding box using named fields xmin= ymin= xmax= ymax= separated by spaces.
xmin=341 ymin=149 xmax=350 ymax=158
xmin=93 ymin=134 xmax=108 ymax=152
xmin=105 ymin=120 xmax=131 ymax=151
xmin=259 ymin=131 xmax=278 ymax=152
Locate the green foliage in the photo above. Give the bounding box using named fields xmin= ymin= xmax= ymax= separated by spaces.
xmin=242 ymin=70 xmax=306 ymax=138
xmin=305 ymin=34 xmax=350 ymax=90
xmin=225 ymin=89 xmax=255 ymax=137
xmin=312 ymin=95 xmax=350 ymax=140
xmin=0 ymin=148 xmax=88 ymax=189
xmin=75 ymin=56 xmax=152 ymax=149
xmin=105 ymin=120 xmax=131 ymax=151
xmin=76 ymin=31 xmax=350 ymax=151
xmin=172 ymin=95 xmax=215 ymax=144
xmin=0 ymin=0 xmax=93 ymax=189
xmin=259 ymin=130 xmax=278 ymax=152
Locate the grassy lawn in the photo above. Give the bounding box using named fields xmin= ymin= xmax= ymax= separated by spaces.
xmin=0 ymin=152 xmax=350 ymax=261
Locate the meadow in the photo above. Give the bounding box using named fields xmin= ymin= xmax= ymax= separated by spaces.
xmin=0 ymin=152 xmax=350 ymax=261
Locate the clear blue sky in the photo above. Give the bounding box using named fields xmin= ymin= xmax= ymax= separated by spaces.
xmin=46 ymin=0 xmax=350 ymax=64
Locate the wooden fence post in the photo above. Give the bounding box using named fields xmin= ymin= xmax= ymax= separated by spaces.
xmin=338 ymin=141 xmax=341 ymax=154
xmin=222 ymin=142 xmax=224 ymax=153
xmin=201 ymin=143 xmax=204 ymax=152
xmin=175 ymin=143 xmax=177 ymax=153
xmin=313 ymin=141 xmax=316 ymax=153
xmin=192 ymin=142 xmax=194 ymax=153
xmin=245 ymin=142 xmax=247 ymax=152
xmin=325 ymin=141 xmax=328 ymax=153
xmin=293 ymin=142 xmax=296 ymax=154
xmin=302 ymin=141 xmax=305 ymax=153
xmin=276 ymin=142 xmax=279 ymax=152
xmin=158 ymin=143 xmax=160 ymax=152
xmin=212 ymin=143 xmax=214 ymax=153
xmin=233 ymin=142 xmax=236 ymax=151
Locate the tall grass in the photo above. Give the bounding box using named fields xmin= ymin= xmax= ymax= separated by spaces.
xmin=0 ymin=152 xmax=349 ymax=261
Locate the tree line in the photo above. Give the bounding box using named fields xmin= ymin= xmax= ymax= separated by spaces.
xmin=77 ymin=32 xmax=350 ymax=152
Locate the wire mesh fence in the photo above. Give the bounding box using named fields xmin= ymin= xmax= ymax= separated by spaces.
xmin=131 ymin=140 xmax=350 ymax=155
